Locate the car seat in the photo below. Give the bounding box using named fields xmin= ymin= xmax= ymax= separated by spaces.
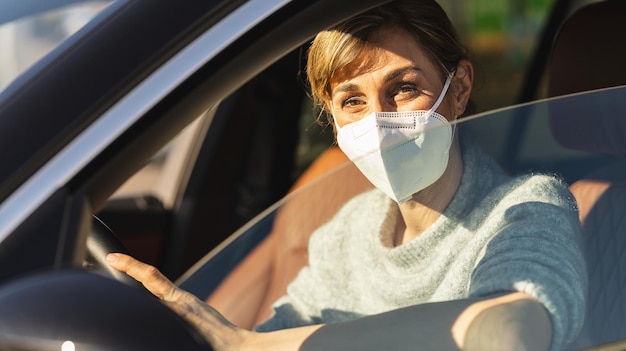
xmin=546 ymin=1 xmax=626 ymax=348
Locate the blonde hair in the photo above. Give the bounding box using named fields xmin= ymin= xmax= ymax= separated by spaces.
xmin=306 ymin=0 xmax=472 ymax=122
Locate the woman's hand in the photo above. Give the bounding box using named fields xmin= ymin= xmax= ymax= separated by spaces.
xmin=106 ymin=253 xmax=252 ymax=351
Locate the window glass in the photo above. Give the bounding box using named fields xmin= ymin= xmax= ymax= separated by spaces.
xmin=109 ymin=0 xmax=604 ymax=210
xmin=0 ymin=1 xmax=112 ymax=93
xmin=439 ymin=0 xmax=600 ymax=110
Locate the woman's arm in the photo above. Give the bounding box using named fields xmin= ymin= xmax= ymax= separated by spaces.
xmin=297 ymin=292 xmax=551 ymax=351
xmin=107 ymin=253 xmax=551 ymax=351
xmin=457 ymin=293 xmax=552 ymax=350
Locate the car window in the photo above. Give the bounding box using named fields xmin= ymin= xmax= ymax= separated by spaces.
xmin=440 ymin=0 xmax=554 ymax=110
xmin=104 ymin=0 xmax=609 ymax=276
xmin=440 ymin=0 xmax=598 ymax=110
xmin=0 ymin=1 xmax=113 ymax=94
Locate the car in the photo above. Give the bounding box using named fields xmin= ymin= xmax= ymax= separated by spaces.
xmin=0 ymin=0 xmax=624 ymax=350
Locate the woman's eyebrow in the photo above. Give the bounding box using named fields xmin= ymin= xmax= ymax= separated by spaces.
xmin=332 ymin=83 xmax=360 ymax=95
xmin=332 ymin=66 xmax=422 ymax=96
xmin=384 ymin=66 xmax=422 ymax=82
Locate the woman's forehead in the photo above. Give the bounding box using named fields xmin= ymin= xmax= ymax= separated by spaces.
xmin=330 ymin=27 xmax=437 ymax=88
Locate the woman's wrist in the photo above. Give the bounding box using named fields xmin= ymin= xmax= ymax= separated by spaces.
xmin=204 ymin=323 xmax=252 ymax=351
xmin=232 ymin=325 xmax=323 ymax=351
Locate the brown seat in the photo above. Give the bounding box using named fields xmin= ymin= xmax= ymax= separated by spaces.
xmin=207 ymin=146 xmax=372 ymax=329
xmin=547 ymin=1 xmax=626 ymax=348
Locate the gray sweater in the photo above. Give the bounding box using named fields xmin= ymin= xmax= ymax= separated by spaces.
xmin=256 ymin=140 xmax=587 ymax=351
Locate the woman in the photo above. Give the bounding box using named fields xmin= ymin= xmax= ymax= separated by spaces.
xmin=108 ymin=1 xmax=586 ymax=350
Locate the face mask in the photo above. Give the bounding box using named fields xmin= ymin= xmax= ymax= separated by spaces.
xmin=335 ymin=72 xmax=455 ymax=204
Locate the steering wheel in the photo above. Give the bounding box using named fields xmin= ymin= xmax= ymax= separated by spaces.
xmin=84 ymin=216 xmax=146 ymax=289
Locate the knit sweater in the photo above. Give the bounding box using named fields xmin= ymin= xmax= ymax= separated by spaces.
xmin=256 ymin=139 xmax=587 ymax=351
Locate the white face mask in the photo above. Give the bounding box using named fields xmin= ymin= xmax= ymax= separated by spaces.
xmin=335 ymin=72 xmax=455 ymax=204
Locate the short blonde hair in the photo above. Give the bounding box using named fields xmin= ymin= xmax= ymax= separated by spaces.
xmin=306 ymin=0 xmax=471 ymax=122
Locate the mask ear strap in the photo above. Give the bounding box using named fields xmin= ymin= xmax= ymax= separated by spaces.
xmin=426 ymin=70 xmax=455 ymax=116
xmin=451 ymin=115 xmax=458 ymax=139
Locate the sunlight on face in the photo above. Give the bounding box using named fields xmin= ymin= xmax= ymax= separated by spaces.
xmin=329 ymin=27 xmax=450 ymax=127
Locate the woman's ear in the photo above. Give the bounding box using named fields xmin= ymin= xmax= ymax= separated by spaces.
xmin=451 ymin=60 xmax=474 ymax=117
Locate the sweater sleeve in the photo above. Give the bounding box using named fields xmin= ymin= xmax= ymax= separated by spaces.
xmin=468 ymin=175 xmax=587 ymax=351
xmin=253 ymin=293 xmax=321 ymax=332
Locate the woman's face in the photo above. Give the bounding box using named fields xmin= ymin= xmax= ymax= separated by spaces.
xmin=329 ymin=27 xmax=459 ymax=127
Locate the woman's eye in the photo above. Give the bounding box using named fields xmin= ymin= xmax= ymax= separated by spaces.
xmin=341 ymin=96 xmax=364 ymax=108
xmin=394 ymin=83 xmax=419 ymax=96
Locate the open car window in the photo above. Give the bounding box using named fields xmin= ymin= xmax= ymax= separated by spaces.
xmin=99 ymin=0 xmax=607 ymax=277
xmin=111 ymin=0 xmax=603 ymax=209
